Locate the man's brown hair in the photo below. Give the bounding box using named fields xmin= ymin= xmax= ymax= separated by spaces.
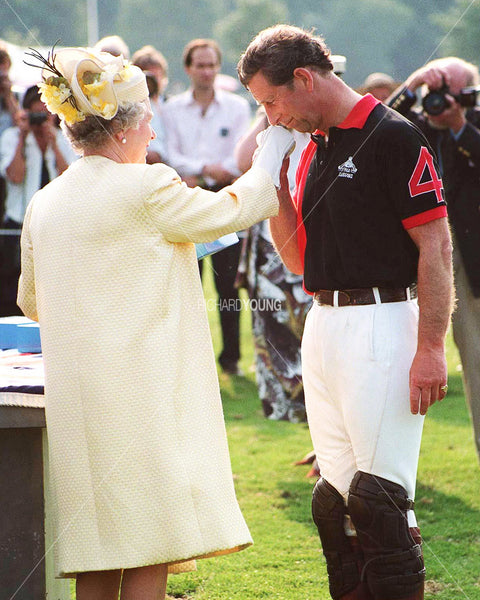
xmin=183 ymin=39 xmax=222 ymax=68
xmin=237 ymin=24 xmax=333 ymax=87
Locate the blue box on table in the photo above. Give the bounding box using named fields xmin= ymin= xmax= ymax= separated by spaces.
xmin=0 ymin=317 xmax=41 ymax=352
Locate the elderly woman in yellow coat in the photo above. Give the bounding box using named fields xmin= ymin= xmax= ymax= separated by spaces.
xmin=18 ymin=47 xmax=294 ymax=600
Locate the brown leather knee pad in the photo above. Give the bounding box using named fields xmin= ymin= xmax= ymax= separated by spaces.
xmin=348 ymin=471 xmax=425 ymax=599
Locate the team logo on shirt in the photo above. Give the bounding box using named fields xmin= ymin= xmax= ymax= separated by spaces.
xmin=338 ymin=156 xmax=357 ymax=179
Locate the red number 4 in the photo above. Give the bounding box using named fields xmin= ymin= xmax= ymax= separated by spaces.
xmin=408 ymin=146 xmax=444 ymax=203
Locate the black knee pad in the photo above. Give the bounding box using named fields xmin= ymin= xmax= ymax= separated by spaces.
xmin=312 ymin=478 xmax=363 ymax=599
xmin=348 ymin=471 xmax=425 ymax=599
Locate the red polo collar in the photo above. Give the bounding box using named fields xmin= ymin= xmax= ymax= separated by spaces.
xmin=337 ymin=93 xmax=381 ymax=129
xmin=311 ymin=94 xmax=381 ymax=138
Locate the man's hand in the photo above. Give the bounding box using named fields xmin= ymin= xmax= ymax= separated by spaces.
xmin=278 ymin=156 xmax=291 ymax=194
xmin=202 ymin=163 xmax=234 ymax=185
xmin=409 ymin=346 xmax=448 ymax=415
xmin=429 ymin=94 xmax=467 ymax=134
xmin=269 ymin=153 xmax=303 ymax=275
xmin=15 ymin=109 xmax=30 ymax=137
xmin=405 ymin=65 xmax=449 ymax=93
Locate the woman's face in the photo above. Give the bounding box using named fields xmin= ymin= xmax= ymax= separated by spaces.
xmin=123 ymin=100 xmax=156 ymax=164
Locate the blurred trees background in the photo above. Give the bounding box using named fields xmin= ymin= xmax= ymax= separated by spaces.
xmin=1 ymin=0 xmax=479 ymax=92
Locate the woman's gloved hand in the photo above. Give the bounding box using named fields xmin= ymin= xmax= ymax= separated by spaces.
xmin=252 ymin=126 xmax=296 ymax=188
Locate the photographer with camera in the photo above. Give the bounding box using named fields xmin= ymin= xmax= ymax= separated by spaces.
xmin=0 ymin=84 xmax=75 ymax=316
xmin=388 ymin=57 xmax=480 ymax=463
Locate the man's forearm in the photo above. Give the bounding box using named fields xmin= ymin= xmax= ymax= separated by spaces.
xmin=269 ymin=187 xmax=303 ymax=275
xmin=408 ymin=218 xmax=453 ymax=414
xmin=6 ymin=135 xmax=26 ymax=184
xmin=416 ymin=228 xmax=454 ymax=350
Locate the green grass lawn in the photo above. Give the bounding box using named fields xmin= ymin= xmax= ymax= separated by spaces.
xmin=72 ymin=259 xmax=480 ymax=599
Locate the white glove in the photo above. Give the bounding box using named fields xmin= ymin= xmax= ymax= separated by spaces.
xmin=252 ymin=125 xmax=296 ymax=188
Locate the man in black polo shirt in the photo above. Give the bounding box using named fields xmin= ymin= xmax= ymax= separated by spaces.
xmin=238 ymin=25 xmax=454 ymax=600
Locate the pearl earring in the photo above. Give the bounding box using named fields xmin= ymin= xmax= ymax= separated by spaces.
xmin=121 ymin=137 xmax=127 ymax=144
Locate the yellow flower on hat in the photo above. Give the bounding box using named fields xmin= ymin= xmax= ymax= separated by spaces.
xmin=82 ymin=77 xmax=108 ymax=97
xmin=80 ymin=75 xmax=115 ymax=119
xmin=38 ymin=76 xmax=85 ymax=125
xmin=56 ymin=98 xmax=85 ymax=124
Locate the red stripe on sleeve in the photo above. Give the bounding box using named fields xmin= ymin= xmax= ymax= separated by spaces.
xmin=402 ymin=205 xmax=448 ymax=229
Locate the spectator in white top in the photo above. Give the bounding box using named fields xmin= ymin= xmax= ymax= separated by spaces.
xmin=0 ymin=42 xmax=19 ymax=223
xmin=162 ymin=39 xmax=251 ymax=375
xmin=0 ymin=85 xmax=76 ymax=316
xmin=132 ymin=44 xmax=169 ymax=164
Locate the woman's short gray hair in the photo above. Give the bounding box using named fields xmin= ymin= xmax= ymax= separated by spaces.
xmin=62 ymin=102 xmax=146 ymax=153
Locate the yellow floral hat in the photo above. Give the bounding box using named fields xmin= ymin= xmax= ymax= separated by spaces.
xmin=25 ymin=46 xmax=149 ymax=125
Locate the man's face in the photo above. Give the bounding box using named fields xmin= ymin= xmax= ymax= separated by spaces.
xmin=248 ymin=70 xmax=320 ymax=133
xmin=185 ymin=47 xmax=220 ymax=92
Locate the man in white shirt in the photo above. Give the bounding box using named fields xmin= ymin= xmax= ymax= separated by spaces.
xmin=163 ymin=39 xmax=251 ymax=375
xmin=0 ymin=85 xmax=76 ymax=316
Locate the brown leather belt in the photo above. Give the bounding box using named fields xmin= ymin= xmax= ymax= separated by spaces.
xmin=313 ymin=286 xmax=417 ymax=307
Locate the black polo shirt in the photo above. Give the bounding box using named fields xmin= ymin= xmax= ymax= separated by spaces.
xmin=298 ymin=96 xmax=447 ymax=293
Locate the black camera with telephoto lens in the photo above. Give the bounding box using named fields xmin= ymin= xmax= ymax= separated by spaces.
xmin=422 ymin=82 xmax=479 ymax=116
xmin=28 ymin=111 xmax=48 ymax=126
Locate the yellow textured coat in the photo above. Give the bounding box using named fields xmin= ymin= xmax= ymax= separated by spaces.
xmin=18 ymin=156 xmax=278 ymax=577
